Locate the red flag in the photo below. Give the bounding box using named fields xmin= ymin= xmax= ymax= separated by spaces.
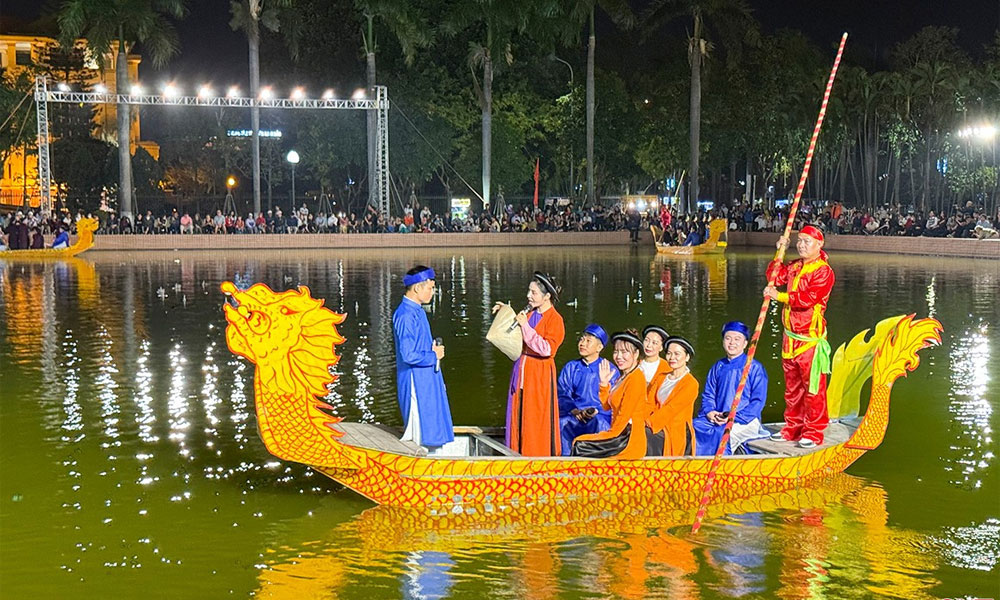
xmin=533 ymin=158 xmax=540 ymax=208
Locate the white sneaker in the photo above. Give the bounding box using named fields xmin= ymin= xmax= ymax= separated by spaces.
xmin=798 ymin=439 xmax=817 ymax=449
xmin=769 ymin=432 xmax=786 ymax=442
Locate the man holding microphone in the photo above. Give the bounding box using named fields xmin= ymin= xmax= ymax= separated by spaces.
xmin=393 ymin=265 xmax=454 ymax=452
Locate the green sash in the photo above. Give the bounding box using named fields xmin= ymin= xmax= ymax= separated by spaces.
xmin=784 ymin=329 xmax=832 ymax=394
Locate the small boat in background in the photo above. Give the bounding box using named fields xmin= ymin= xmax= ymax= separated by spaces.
xmin=652 ymin=218 xmax=728 ymax=255
xmin=0 ymin=217 xmax=98 ymax=259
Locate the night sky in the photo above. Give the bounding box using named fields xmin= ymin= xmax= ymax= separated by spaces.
xmin=3 ymin=1 xmax=998 ymax=87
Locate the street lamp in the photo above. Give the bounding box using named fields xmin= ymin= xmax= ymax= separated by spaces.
xmin=286 ymin=150 xmax=300 ymax=208
xmin=549 ymin=54 xmax=575 ymax=199
xmin=224 ymin=175 xmax=237 ymax=215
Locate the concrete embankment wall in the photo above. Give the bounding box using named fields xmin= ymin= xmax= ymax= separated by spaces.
xmin=90 ymin=231 xmax=640 ymax=251
xmin=81 ymin=230 xmax=999 ymax=259
xmin=727 ymin=231 xmax=1000 ymax=260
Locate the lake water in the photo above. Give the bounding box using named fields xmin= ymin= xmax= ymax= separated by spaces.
xmin=0 ymin=247 xmax=997 ymax=599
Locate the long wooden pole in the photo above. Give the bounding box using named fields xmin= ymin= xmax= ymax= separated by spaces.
xmin=690 ymin=33 xmax=848 ymax=535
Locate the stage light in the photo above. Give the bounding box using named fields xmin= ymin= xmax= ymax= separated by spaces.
xmin=227 ymin=176 xmax=237 ymax=189
xmin=94 ymin=83 xmax=107 ymax=94
xmin=130 ymin=84 xmax=143 ymax=95
xmin=260 ymin=87 xmax=274 ymax=100
xmin=57 ymin=82 xmax=70 ymax=92
xmin=198 ymin=85 xmax=214 ymax=98
xmin=352 ymin=88 xmax=366 ymax=100
xmin=322 ymin=89 xmax=335 ymax=100
xmin=290 ymin=87 xmax=305 ymax=100
xmin=227 ymin=86 xmax=240 ymax=98
xmin=163 ymin=83 xmax=180 ymax=98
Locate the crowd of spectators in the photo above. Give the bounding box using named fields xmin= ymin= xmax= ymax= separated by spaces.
xmin=2 ymin=198 xmax=997 ymax=243
xmin=734 ymin=200 xmax=999 ymax=239
xmin=1 ymin=202 xmax=633 ymax=237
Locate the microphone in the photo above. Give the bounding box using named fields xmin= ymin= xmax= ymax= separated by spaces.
xmin=434 ymin=337 xmax=443 ymax=372
xmin=507 ymin=303 xmax=533 ymax=332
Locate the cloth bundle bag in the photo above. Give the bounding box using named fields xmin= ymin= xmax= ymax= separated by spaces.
xmin=486 ymin=303 xmax=523 ymax=361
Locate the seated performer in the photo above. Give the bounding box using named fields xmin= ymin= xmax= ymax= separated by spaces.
xmin=393 ymin=265 xmax=454 ymax=451
xmin=647 ymin=336 xmax=699 ymax=456
xmin=693 ymin=321 xmax=769 ymax=456
xmin=29 ymin=227 xmax=44 ymax=249
xmin=571 ymin=330 xmax=648 ymax=459
xmin=51 ymin=227 xmax=70 ymax=249
xmin=557 ymin=323 xmax=617 ymax=456
xmin=639 ymin=325 xmax=672 ymax=409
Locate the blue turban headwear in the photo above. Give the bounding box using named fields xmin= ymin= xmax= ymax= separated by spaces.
xmin=582 ymin=323 xmax=609 ymax=347
xmin=403 ymin=267 xmax=436 ymax=287
xmin=722 ymin=320 xmax=750 ymax=340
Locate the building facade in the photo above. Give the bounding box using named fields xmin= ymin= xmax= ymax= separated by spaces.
xmin=1 ymin=33 xmax=159 ymax=209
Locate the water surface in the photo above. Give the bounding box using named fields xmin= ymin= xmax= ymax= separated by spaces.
xmin=1 ymin=248 xmax=997 ymax=598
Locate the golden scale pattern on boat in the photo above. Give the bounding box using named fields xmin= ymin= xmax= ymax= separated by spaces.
xmin=221 ymin=281 xmax=941 ymax=509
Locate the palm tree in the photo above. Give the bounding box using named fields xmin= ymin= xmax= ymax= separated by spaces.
xmin=229 ymin=0 xmax=299 ymax=215
xmin=443 ymin=0 xmax=561 ymax=210
xmin=355 ymin=0 xmax=429 ymax=211
xmin=59 ymin=0 xmax=187 ymax=221
xmin=643 ymin=0 xmax=758 ymax=213
xmin=560 ymin=1 xmax=633 ymax=205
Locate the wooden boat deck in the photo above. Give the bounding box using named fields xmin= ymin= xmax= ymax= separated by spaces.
xmin=333 ymin=423 xmax=427 ymax=456
xmin=747 ymin=420 xmax=859 ymax=457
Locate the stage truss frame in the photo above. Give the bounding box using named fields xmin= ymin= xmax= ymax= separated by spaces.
xmin=33 ymin=76 xmax=389 ymax=216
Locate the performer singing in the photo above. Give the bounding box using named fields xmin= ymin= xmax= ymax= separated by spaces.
xmin=494 ymin=271 xmax=565 ymax=456
xmin=393 ymin=265 xmax=454 ymax=450
xmin=764 ymin=225 xmax=835 ymax=448
xmin=557 ymin=323 xmax=617 ymax=455
xmin=693 ymin=321 xmax=769 ymax=455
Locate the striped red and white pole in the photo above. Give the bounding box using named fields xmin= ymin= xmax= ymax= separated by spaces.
xmin=690 ymin=32 xmax=848 ymax=536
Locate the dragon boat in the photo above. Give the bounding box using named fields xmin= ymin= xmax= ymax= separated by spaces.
xmin=221 ymin=281 xmax=941 ymax=511
xmin=651 ymin=218 xmax=728 ymax=256
xmin=0 ymin=217 xmax=98 ymax=259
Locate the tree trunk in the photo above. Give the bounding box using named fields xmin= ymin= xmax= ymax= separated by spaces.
xmin=249 ymin=25 xmax=262 ymax=215
xmin=366 ymin=16 xmax=377 ymax=211
xmin=839 ymin=142 xmax=847 ymax=204
xmin=116 ymin=46 xmax=133 ymax=220
xmin=586 ymin=10 xmax=596 ymax=205
xmin=482 ymin=53 xmax=493 ymax=210
xmin=729 ymin=159 xmax=736 ymax=207
xmin=688 ymin=13 xmax=703 ymax=214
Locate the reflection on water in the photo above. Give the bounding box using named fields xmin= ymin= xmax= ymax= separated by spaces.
xmin=255 ymin=475 xmax=941 ymax=600
xmin=947 ymin=324 xmax=993 ymax=490
xmin=0 ymin=249 xmax=997 ymax=598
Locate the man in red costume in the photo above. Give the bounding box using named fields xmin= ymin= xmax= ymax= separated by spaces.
xmin=763 ymin=225 xmax=835 ymax=448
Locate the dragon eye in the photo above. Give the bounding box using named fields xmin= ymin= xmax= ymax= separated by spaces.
xmin=280 ymin=307 xmax=293 ymax=315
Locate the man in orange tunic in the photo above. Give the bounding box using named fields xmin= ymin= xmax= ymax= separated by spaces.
xmin=764 ymin=225 xmax=835 ymax=448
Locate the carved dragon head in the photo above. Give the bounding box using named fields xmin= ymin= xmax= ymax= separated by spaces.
xmin=76 ymin=217 xmax=98 ymax=235
xmin=221 ymin=281 xmax=346 ymax=396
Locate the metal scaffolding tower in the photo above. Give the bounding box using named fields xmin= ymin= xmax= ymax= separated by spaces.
xmin=33 ymin=76 xmax=53 ymax=214
xmin=33 ymin=77 xmax=390 ymax=216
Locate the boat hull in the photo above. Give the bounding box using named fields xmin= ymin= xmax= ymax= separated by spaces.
xmin=312 ymin=437 xmax=864 ymax=510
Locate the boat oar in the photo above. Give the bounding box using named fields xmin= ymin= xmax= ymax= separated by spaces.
xmin=690 ymin=32 xmax=848 ymax=535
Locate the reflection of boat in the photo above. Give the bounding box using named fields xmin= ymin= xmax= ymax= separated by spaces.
xmin=652 ymin=218 xmax=728 ymax=255
xmin=0 ymin=217 xmax=98 ymax=259
xmin=221 ymin=281 xmax=941 ymax=510
xmin=255 ymin=473 xmax=939 ymax=599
